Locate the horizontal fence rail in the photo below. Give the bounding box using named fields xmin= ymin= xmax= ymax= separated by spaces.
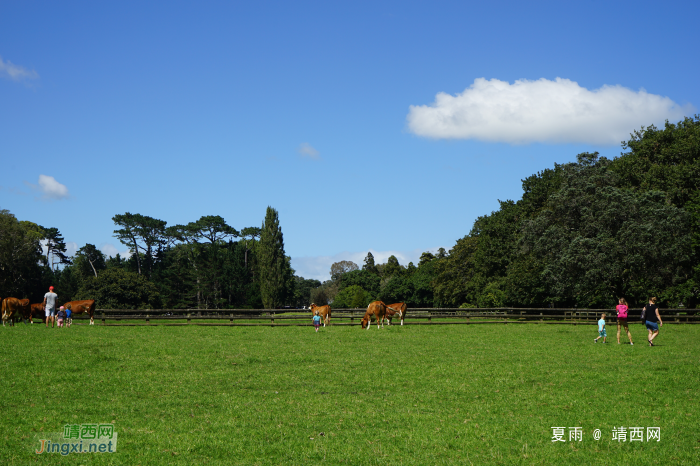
xmin=45 ymin=307 xmax=700 ymax=326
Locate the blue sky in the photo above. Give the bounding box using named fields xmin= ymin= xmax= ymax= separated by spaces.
xmin=2 ymin=0 xmax=698 ymax=280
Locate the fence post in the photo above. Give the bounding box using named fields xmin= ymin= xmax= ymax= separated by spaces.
xmin=676 ymin=312 xmax=679 ymax=323
xmin=271 ymin=311 xmax=275 ymax=325
xmin=146 ymin=314 xmax=150 ymax=324
xmin=428 ymin=311 xmax=432 ymax=322
xmin=187 ymin=313 xmax=191 ymax=324
xmin=230 ymin=312 xmax=233 ymax=324
xmin=102 ymin=312 xmax=105 ymax=325
xmin=540 ymin=312 xmax=543 ymax=323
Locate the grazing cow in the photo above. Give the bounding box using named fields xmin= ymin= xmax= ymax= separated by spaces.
xmin=29 ymin=303 xmax=46 ymax=324
xmin=2 ymin=297 xmax=29 ymax=326
xmin=360 ymin=301 xmax=388 ymax=330
xmin=384 ymin=302 xmax=407 ymax=326
xmin=63 ymin=300 xmax=96 ymax=325
xmin=309 ymin=303 xmax=331 ymax=327
xmin=17 ymin=299 xmax=31 ymax=323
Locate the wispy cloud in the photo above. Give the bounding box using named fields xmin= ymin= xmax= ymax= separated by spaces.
xmin=100 ymin=243 xmax=133 ymax=259
xmin=0 ymin=55 xmax=39 ymax=82
xmin=291 ymin=248 xmax=441 ymax=281
xmin=407 ymin=77 xmax=695 ymax=145
xmin=24 ymin=175 xmax=70 ymax=200
xmin=0 ymin=185 xmax=28 ymax=196
xmin=297 ymin=143 xmax=320 ymax=159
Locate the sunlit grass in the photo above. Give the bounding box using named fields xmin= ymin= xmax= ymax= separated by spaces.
xmin=1 ymin=322 xmax=698 ymax=465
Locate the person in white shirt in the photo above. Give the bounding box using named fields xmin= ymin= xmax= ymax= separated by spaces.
xmin=43 ymin=286 xmax=58 ymax=328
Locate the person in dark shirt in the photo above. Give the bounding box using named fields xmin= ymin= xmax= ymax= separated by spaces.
xmin=56 ymin=306 xmax=67 ymax=328
xmin=644 ymin=297 xmax=663 ymax=346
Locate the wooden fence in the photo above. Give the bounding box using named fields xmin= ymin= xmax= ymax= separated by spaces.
xmin=60 ymin=308 xmax=700 ymax=326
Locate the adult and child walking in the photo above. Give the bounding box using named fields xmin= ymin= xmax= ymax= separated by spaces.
xmin=42 ymin=285 xmax=71 ymax=329
xmin=595 ymin=297 xmax=662 ymax=346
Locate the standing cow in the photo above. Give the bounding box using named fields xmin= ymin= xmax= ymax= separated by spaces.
xmin=384 ymin=302 xmax=407 ymax=326
xmin=309 ymin=303 xmax=331 ymax=327
xmin=29 ymin=303 xmax=46 ymax=324
xmin=2 ymin=298 xmax=30 ymax=326
xmin=63 ymin=300 xmax=96 ymax=325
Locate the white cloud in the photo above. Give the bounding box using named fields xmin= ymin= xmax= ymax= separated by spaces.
xmin=25 ymin=175 xmax=70 ymax=200
xmin=100 ymin=243 xmax=132 ymax=259
xmin=38 ymin=175 xmax=69 ymax=199
xmin=407 ymin=77 xmax=695 ymax=145
xmin=65 ymin=241 xmax=79 ymax=257
xmin=297 ymin=143 xmax=320 ymax=159
xmin=0 ymin=55 xmax=39 ymax=82
xmin=291 ymin=248 xmax=440 ymax=281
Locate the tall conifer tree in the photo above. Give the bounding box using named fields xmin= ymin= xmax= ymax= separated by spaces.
xmin=258 ymin=206 xmax=286 ymax=309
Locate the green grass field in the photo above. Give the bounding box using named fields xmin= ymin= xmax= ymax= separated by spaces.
xmin=1 ymin=322 xmax=698 ymax=465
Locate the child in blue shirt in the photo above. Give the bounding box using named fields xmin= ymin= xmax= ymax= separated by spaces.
xmin=594 ymin=313 xmax=607 ymax=343
xmin=65 ymin=304 xmax=72 ymax=327
xmin=312 ymin=311 xmax=321 ymax=332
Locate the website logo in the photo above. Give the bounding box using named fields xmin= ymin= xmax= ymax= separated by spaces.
xmin=35 ymin=423 xmax=118 ymax=456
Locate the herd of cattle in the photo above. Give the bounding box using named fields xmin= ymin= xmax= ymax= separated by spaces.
xmin=309 ymin=301 xmax=407 ymax=329
xmin=1 ymin=297 xmax=96 ymax=326
xmin=2 ymin=298 xmax=403 ymax=328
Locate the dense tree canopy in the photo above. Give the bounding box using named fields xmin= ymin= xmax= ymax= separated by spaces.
xmin=431 ymin=116 xmax=700 ymax=309
xmin=0 ymin=210 xmax=45 ymax=299
xmin=76 ymin=268 xmax=161 ymax=309
xmin=523 ymin=153 xmax=691 ymax=306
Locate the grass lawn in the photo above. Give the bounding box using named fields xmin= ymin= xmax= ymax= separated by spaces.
xmin=1 ymin=322 xmax=698 ymax=465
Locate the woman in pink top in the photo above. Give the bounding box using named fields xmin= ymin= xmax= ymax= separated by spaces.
xmin=616 ymin=298 xmax=633 ymax=345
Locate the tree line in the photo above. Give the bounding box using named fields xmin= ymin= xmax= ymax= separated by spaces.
xmin=0 ymin=207 xmax=300 ymax=309
xmin=431 ymin=116 xmax=700 ymax=309
xmin=2 ymin=116 xmax=698 ymax=309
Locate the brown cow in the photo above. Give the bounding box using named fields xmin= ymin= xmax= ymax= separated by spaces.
xmin=1 ymin=297 xmax=13 ymax=326
xmin=17 ymin=299 xmax=31 ymax=323
xmin=63 ymin=300 xmax=96 ymax=325
xmin=384 ymin=302 xmax=407 ymax=326
xmin=29 ymin=303 xmax=46 ymax=324
xmin=360 ymin=301 xmax=388 ymax=330
xmin=2 ymin=298 xmax=30 ymax=326
xmin=309 ymin=303 xmax=331 ymax=327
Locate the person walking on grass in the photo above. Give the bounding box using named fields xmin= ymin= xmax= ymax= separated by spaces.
xmin=616 ymin=298 xmax=633 ymax=345
xmin=42 ymin=286 xmax=58 ymax=328
xmin=594 ymin=313 xmax=607 ymax=343
xmin=56 ymin=306 xmax=66 ymax=328
xmin=65 ymin=303 xmax=72 ymax=327
xmin=312 ymin=310 xmax=322 ymax=332
xmin=644 ymin=297 xmax=663 ymax=346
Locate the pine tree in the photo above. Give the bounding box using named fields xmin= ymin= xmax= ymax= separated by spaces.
xmin=258 ymin=206 xmax=287 ymax=309
xmin=42 ymin=227 xmax=72 ymax=272
xmin=363 ymin=251 xmax=378 ymax=274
